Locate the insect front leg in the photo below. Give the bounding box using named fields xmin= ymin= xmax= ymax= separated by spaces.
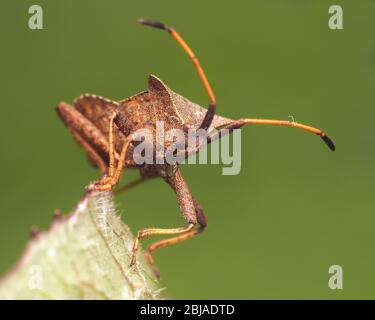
xmin=129 ymin=167 xmax=207 ymax=279
xmin=93 ymin=113 xmax=135 ymax=191
xmin=143 ymin=197 xmax=207 ymax=279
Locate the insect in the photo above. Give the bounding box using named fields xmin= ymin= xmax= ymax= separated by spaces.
xmin=57 ymin=19 xmax=335 ymax=278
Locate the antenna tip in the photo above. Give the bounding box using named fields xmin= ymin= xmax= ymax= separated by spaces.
xmin=320 ymin=133 xmax=336 ymax=151
xmin=137 ymin=18 xmax=167 ymax=31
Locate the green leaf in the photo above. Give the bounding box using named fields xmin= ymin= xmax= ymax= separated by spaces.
xmin=0 ymin=191 xmax=161 ymax=299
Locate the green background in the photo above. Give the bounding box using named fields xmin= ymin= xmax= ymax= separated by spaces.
xmin=1 ymin=0 xmax=374 ymax=299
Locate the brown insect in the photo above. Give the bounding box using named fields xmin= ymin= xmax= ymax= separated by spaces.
xmin=57 ymin=19 xmax=335 ymax=278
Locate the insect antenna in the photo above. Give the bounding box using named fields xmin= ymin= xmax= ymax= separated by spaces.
xmin=221 ymin=118 xmax=335 ymax=151
xmin=137 ymin=18 xmax=216 ymax=130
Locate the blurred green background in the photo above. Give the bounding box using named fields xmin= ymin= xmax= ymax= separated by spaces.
xmin=1 ymin=0 xmax=374 ymax=299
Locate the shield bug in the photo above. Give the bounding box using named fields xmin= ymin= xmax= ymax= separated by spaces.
xmin=57 ymin=19 xmax=335 ymax=278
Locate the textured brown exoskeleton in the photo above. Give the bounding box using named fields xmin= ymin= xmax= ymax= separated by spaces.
xmin=57 ymin=19 xmax=335 ymax=278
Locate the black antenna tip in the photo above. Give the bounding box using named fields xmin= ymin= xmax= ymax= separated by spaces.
xmin=137 ymin=18 xmax=167 ymax=31
xmin=320 ymin=134 xmax=336 ymax=151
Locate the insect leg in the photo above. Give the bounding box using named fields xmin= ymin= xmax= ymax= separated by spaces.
xmin=94 ymin=132 xmax=134 ymax=191
xmin=130 ymin=224 xmax=195 ymax=278
xmin=57 ymin=102 xmax=112 ymax=173
xmin=137 ymin=18 xmax=216 ymax=130
xmin=57 ymin=102 xmax=114 ymax=158
xmin=112 ymin=135 xmax=134 ymax=183
xmin=129 ymin=167 xmax=206 ymax=279
xmin=143 ymin=197 xmax=207 ymax=279
xmin=107 ymin=112 xmax=117 ymax=177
